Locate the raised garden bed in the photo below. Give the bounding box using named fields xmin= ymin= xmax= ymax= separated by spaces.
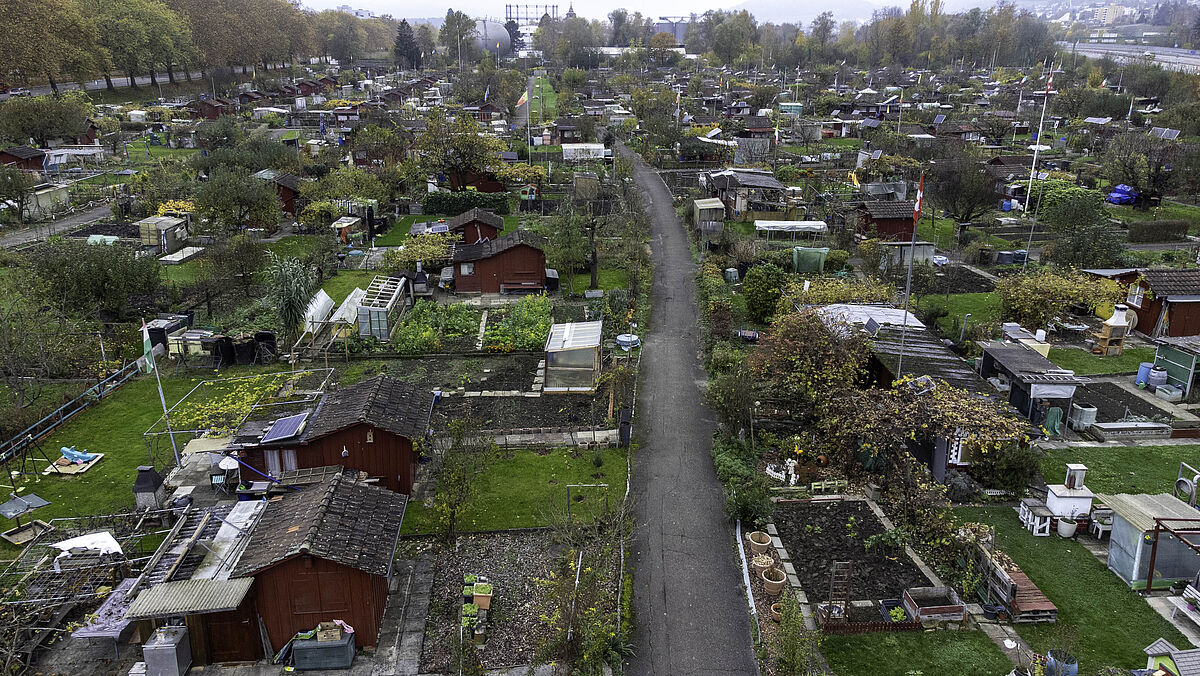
xmin=772 ymin=500 xmax=930 ymax=601
xmin=1072 ymin=381 xmax=1177 ymax=423
xmin=433 ymin=392 xmax=610 ymax=432
xmin=418 ymin=531 xmax=559 ymax=672
xmin=939 ymin=265 xmax=995 ymax=294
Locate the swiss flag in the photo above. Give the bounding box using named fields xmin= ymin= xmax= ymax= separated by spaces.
xmin=913 ymin=172 xmax=924 ymax=224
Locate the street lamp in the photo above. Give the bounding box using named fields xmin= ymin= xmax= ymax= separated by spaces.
xmin=959 ymin=313 xmax=973 ymax=343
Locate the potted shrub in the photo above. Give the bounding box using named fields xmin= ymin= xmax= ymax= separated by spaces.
xmin=462 ymin=586 xmax=474 ymax=604
xmin=888 ymin=606 xmax=907 ymax=623
xmin=462 ymin=603 xmax=479 ymax=621
xmin=1045 ymin=650 xmax=1078 ymax=676
xmin=1057 ymin=516 xmax=1078 ymax=538
xmin=464 ymin=574 xmax=478 ymax=585
xmin=770 ymin=602 xmax=782 ymax=622
xmin=751 ymin=553 xmax=773 ymax=576
xmin=761 ymin=567 xmax=786 ymax=596
xmin=473 ymin=582 xmax=493 ymax=610
xmin=748 ymin=530 xmax=771 ymax=554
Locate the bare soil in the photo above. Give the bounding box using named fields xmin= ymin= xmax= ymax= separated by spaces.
xmin=433 ymin=392 xmax=610 ymax=432
xmin=772 ymin=500 xmax=929 ymax=601
xmin=68 ymin=221 xmax=139 ymax=238
xmin=1072 ymin=381 xmax=1177 ymax=423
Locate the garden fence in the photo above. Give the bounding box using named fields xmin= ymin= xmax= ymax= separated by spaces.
xmin=0 ymin=360 xmax=141 ymax=465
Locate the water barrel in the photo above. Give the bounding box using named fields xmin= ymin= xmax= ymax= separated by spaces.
xmin=996 ymin=251 xmax=1015 ymax=265
xmin=1149 ymin=367 xmax=1169 ymax=390
xmin=1136 ymin=362 xmax=1154 ymax=386
xmin=1012 ymin=250 xmax=1028 ymax=264
xmin=1070 ymin=403 xmax=1097 ymax=431
xmin=724 ymin=268 xmax=739 ymax=283
xmin=1001 ymin=200 xmax=1012 ymax=212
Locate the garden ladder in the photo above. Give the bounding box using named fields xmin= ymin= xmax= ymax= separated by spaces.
xmin=826 ymin=560 xmax=852 ymax=622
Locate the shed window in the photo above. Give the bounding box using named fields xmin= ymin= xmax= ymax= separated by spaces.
xmin=460 ymin=262 xmax=475 ymax=275
xmin=1127 ymin=283 xmax=1144 ymax=308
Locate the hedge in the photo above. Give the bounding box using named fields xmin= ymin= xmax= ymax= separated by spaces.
xmin=423 ymin=191 xmax=511 ymax=216
xmin=1127 ymin=220 xmax=1189 ymax=243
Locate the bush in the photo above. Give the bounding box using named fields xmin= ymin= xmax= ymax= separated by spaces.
xmin=742 ymin=263 xmax=786 ymax=323
xmin=724 ymin=475 xmax=774 ymax=525
xmin=423 ymin=191 xmax=511 ymax=216
xmin=969 ymin=443 xmax=1043 ymax=495
xmin=824 ymin=249 xmax=850 ymax=272
xmin=1127 ymin=220 xmax=1189 ymax=243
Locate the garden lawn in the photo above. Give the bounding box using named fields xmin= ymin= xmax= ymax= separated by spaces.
xmin=321 ymin=269 xmax=377 ymax=304
xmin=1041 ymin=444 xmax=1200 ymax=495
xmin=916 ymin=216 xmax=957 ymax=248
xmin=401 ymin=446 xmax=628 ymax=534
xmin=1047 ymin=346 xmax=1155 ymax=375
xmin=1107 ymin=202 xmax=1200 ymax=230
xmin=116 ymin=144 xmax=199 ymax=168
xmin=372 ymin=215 xmax=420 ymax=246
xmin=265 ymin=235 xmax=316 ymax=259
xmin=531 ymin=76 xmax=557 ymax=123
xmin=822 ymin=630 xmax=1013 ymax=676
xmin=0 ymin=374 xmax=210 ymax=557
xmin=954 ymin=506 xmax=1189 ymax=672
xmin=569 ymin=268 xmax=629 ymax=292
xmin=162 ymin=259 xmax=202 ymax=285
xmin=917 ymin=292 xmax=1002 ymax=336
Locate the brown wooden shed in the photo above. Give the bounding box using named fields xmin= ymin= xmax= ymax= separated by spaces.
xmin=238 ymin=376 xmax=433 ymax=494
xmin=446 ymin=207 xmax=503 ymax=244
xmin=452 ymin=229 xmax=547 ymax=294
xmin=232 ymin=471 xmax=407 ymax=653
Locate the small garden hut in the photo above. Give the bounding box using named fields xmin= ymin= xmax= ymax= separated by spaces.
xmin=1098 ymin=492 xmax=1200 ymax=589
xmin=544 ymin=321 xmax=602 ymax=392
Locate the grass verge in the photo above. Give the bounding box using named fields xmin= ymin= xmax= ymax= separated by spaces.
xmin=1046 ymin=346 xmax=1155 ymax=375
xmin=822 ymin=630 xmax=1014 ymax=675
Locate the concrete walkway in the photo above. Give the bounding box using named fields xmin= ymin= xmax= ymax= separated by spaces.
xmin=0 ymin=204 xmax=113 ymax=248
xmin=621 ymin=144 xmax=757 ymax=675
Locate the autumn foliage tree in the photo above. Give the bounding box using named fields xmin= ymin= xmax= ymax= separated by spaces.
xmin=748 ymin=310 xmax=868 ymax=420
xmin=997 ymin=268 xmax=1123 ymax=331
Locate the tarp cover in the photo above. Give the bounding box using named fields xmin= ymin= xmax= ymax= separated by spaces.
xmin=793 ymin=247 xmax=830 ymax=274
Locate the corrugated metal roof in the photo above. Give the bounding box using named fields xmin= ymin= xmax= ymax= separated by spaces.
xmin=1097 ymin=493 xmax=1200 ymax=533
xmin=546 ymin=321 xmax=603 ymax=352
xmin=125 ymin=578 xmax=253 ymax=619
xmin=694 ymin=198 xmax=725 ymax=210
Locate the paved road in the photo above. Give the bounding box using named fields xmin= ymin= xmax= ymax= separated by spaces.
xmin=18 ymin=71 xmax=208 ymax=98
xmin=623 ymin=144 xmax=757 ymax=676
xmin=0 ymin=204 xmax=111 ymax=248
xmin=1058 ymin=41 xmax=1200 ymax=72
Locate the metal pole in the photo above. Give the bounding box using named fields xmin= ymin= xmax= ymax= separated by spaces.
xmin=1022 ymin=175 xmax=1046 ymax=272
xmin=1024 ymin=61 xmax=1053 ymax=213
xmin=959 ymin=313 xmax=972 ymax=343
xmin=1145 ymin=521 xmax=1160 ymax=593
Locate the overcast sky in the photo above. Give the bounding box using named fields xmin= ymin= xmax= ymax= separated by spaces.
xmin=302 ymin=0 xmax=763 ymax=23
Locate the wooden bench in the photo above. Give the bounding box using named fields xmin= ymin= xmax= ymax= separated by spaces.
xmin=1020 ymin=498 xmax=1052 ymax=537
xmin=1089 ymin=507 xmax=1114 ymax=540
xmin=1169 ymin=589 xmax=1200 ymax=628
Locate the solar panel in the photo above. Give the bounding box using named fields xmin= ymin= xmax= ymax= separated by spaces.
xmin=831 ymin=109 xmax=841 ymax=117
xmin=261 ymin=412 xmax=309 ymax=444
xmin=933 ymin=114 xmax=946 ymax=124
xmin=872 ymin=150 xmax=883 ymax=160
xmin=430 ymin=224 xmax=449 ymax=234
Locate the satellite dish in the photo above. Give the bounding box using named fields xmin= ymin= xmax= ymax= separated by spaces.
xmin=1176 ymin=476 xmax=1197 ymax=505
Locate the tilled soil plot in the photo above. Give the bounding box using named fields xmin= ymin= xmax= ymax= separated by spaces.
xmin=420 ymin=532 xmax=560 ymax=672
xmin=433 ymin=393 xmax=609 ymax=432
xmin=772 ymin=500 xmax=929 ymax=601
xmin=1073 ymin=380 xmax=1177 ymax=422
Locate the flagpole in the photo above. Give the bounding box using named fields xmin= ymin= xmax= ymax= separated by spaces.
xmin=1024 ymin=61 xmax=1053 ymax=213
xmin=897 ymin=172 xmax=924 ymax=376
xmin=143 ymin=320 xmax=180 ymax=467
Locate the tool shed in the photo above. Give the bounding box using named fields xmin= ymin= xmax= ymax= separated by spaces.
xmin=1098 ymin=492 xmax=1200 ymax=589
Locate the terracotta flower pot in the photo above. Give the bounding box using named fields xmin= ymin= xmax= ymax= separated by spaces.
xmin=751 ymin=554 xmax=773 ymax=576
xmin=748 ymin=530 xmax=771 ymax=555
xmin=770 ymin=602 xmax=782 ymax=622
xmin=761 ymin=567 xmax=786 ymax=596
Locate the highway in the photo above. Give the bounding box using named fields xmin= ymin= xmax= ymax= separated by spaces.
xmin=1058 ymin=41 xmax=1200 ymax=72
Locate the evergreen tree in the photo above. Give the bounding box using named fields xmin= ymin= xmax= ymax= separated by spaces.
xmin=393 ymin=19 xmax=419 ymax=69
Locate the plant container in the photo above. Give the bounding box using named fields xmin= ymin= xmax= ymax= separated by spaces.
xmin=761 ymin=567 xmax=786 ymax=596
xmin=751 ymin=554 xmax=773 ymax=576
xmin=748 ymin=530 xmax=771 ymax=554
xmin=770 ymin=603 xmax=782 ymax=623
xmin=1057 ymin=518 xmax=1078 ymax=538
xmin=880 ymin=599 xmax=905 ymax=622
xmin=1045 ymin=650 xmax=1078 ymax=676
xmin=473 ymin=583 xmax=493 ymax=610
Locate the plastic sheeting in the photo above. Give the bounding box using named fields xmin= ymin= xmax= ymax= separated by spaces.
xmin=303 ymin=290 xmax=335 ymax=334
xmin=793 ymin=247 xmax=830 ymax=274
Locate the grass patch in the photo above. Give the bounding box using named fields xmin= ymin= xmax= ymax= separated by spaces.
xmin=918 ymin=292 xmax=1002 ymax=336
xmin=161 ymin=259 xmax=203 ymax=285
xmin=530 ymin=76 xmax=558 ymax=124
xmin=114 ymin=144 xmax=199 ymax=168
xmin=373 ymin=215 xmax=420 ymax=246
xmin=1046 ymin=346 xmax=1155 ymax=375
xmin=1107 ymin=201 xmax=1200 ymax=229
xmin=264 ymin=235 xmax=316 ymax=259
xmin=956 ymin=505 xmax=1189 ymax=672
xmin=0 ymin=370 xmax=259 ymax=557
xmin=1041 ymin=444 xmax=1200 ymax=495
xmin=569 ymin=268 xmax=629 ymax=293
xmin=401 ymin=446 xmax=627 ymax=534
xmin=321 ymin=269 xmax=377 ymax=304
xmin=822 ymin=630 xmax=1013 ymax=676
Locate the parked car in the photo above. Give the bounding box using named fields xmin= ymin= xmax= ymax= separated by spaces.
xmin=8 ymin=88 xmax=31 ymax=97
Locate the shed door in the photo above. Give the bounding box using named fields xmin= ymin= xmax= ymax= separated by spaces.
xmin=206 ymin=604 xmax=262 ymax=663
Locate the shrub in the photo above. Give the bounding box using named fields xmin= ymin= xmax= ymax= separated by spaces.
xmin=742 ymin=263 xmax=786 ymax=323
xmin=1127 ymin=220 xmax=1189 ymax=243
xmin=423 ymin=190 xmax=511 ymax=216
xmin=969 ymin=443 xmax=1043 ymax=495
xmin=824 ymin=249 xmax=850 ymax=272
xmin=725 ymin=475 xmax=774 ymax=526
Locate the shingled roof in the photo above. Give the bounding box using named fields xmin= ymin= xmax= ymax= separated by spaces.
xmin=452 ymin=229 xmax=546 ymax=263
xmin=445 ymin=207 xmax=503 ymax=232
xmin=0 ymin=145 xmax=45 ymax=160
xmin=303 ymin=375 xmax=433 ymax=441
xmin=232 ymin=471 xmax=407 ymax=578
xmin=1144 ymin=269 xmax=1200 ymax=298
xmin=860 ymin=200 xmax=916 ymax=220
